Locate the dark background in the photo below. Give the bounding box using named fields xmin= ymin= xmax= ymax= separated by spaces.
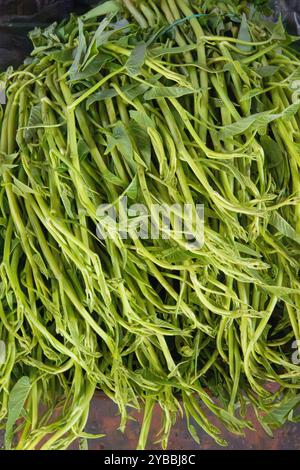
xmin=0 ymin=1 xmax=98 ymax=68
xmin=0 ymin=1 xmax=300 ymax=69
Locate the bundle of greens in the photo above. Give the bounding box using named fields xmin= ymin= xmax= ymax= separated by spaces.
xmin=0 ymin=0 xmax=300 ymax=450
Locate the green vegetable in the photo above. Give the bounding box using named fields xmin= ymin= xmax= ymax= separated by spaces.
xmin=0 ymin=0 xmax=300 ymax=451
xmin=5 ymin=377 xmax=31 ymax=450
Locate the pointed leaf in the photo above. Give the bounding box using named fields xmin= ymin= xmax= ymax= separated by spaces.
xmin=5 ymin=377 xmax=31 ymax=450
xmin=130 ymin=110 xmax=154 ymax=129
xmin=221 ymin=102 xmax=300 ymax=137
xmin=69 ymin=18 xmax=87 ymax=80
xmin=237 ymin=14 xmax=252 ymax=52
xmin=87 ymin=88 xmax=118 ymax=108
xmin=144 ymin=86 xmax=194 ymax=100
xmin=125 ymin=174 xmax=139 ymax=200
xmin=24 ymin=104 xmax=42 ymax=143
xmin=126 ymin=42 xmax=147 ymax=76
xmin=129 ymin=121 xmax=151 ymax=169
xmin=263 ymin=396 xmax=300 ymax=428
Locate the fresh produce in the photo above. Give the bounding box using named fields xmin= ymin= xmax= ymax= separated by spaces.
xmin=0 ymin=0 xmax=300 ymax=450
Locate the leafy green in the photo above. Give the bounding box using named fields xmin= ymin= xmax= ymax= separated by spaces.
xmin=126 ymin=42 xmax=147 ymax=76
xmin=263 ymin=396 xmax=300 ymax=428
xmin=86 ymin=88 xmax=118 ymax=108
xmin=269 ymin=212 xmax=300 ymax=245
xmin=129 ymin=121 xmax=152 ymax=169
xmin=130 ymin=110 xmax=154 ymax=129
xmin=221 ymin=102 xmax=300 ymax=137
xmin=69 ymin=19 xmax=87 ymax=80
xmin=1 ymin=0 xmax=300 ymax=454
xmin=5 ymin=377 xmax=31 ymax=450
xmin=237 ymin=14 xmax=252 ymax=52
xmin=255 ymin=65 xmax=280 ymax=78
xmin=144 ymin=86 xmax=195 ymax=100
xmin=106 ymin=122 xmax=135 ymax=170
xmin=24 ymin=104 xmax=42 ymax=143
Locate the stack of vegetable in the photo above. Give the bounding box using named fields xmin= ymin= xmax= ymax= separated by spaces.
xmin=0 ymin=0 xmax=300 ymax=450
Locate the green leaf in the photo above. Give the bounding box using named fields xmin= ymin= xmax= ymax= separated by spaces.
xmin=240 ymin=87 xmax=264 ymax=102
xmin=271 ymin=17 xmax=286 ymax=40
xmin=126 ymin=42 xmax=147 ymax=76
xmin=125 ymin=174 xmax=139 ymax=200
xmin=86 ymin=89 xmax=118 ymax=108
xmin=70 ymin=54 xmax=111 ymax=82
xmin=235 ymin=62 xmax=250 ymax=86
xmin=237 ymin=14 xmax=252 ymax=52
xmin=263 ymin=395 xmax=300 ymax=428
xmin=24 ymin=104 xmax=42 ymax=143
xmin=187 ymin=423 xmax=200 ymax=444
xmin=33 ymin=253 xmax=50 ymax=278
xmin=86 ymin=15 xmax=112 ymax=56
xmin=260 ymin=134 xmax=286 ymax=187
xmin=60 ymin=185 xmax=74 ymax=218
xmin=279 ymin=101 xmax=300 ymax=120
xmin=87 ymin=83 xmax=151 ymax=108
xmin=290 ymin=66 xmax=300 ymax=81
xmin=123 ymin=83 xmax=150 ymax=100
xmin=113 ymin=123 xmax=133 ymax=161
xmin=260 ymin=135 xmax=283 ymax=169
xmin=79 ymin=438 xmax=88 ymax=450
xmin=129 ymin=122 xmax=151 ymax=169
xmin=102 ymin=169 xmax=125 ymax=187
xmin=80 ymin=21 xmax=123 ymax=75
xmin=78 ymin=138 xmax=90 ymax=161
xmin=94 ymin=18 xmax=126 ymax=49
xmin=12 ymin=177 xmax=35 ymax=197
xmin=269 ymin=212 xmax=300 ymax=245
xmin=130 ymin=110 xmax=154 ymax=129
xmin=71 ymin=14 xmax=117 ymax=81
xmin=51 ymin=49 xmax=74 ymax=63
xmin=221 ymin=101 xmax=300 ymax=137
xmin=144 ymin=86 xmax=194 ymax=100
xmin=96 ymin=22 xmax=123 ymax=48
xmin=95 ymin=30 xmax=116 ymax=48
xmin=221 ymin=111 xmax=272 ymax=137
xmin=255 ymin=65 xmax=280 ymax=78
xmin=235 ymin=242 xmax=262 ymax=258
xmin=5 ymin=377 xmax=31 ymax=450
xmin=81 ymin=1 xmax=120 ymax=21
xmin=0 ymin=152 xmax=18 ymax=175
xmin=106 ymin=122 xmax=135 ymax=170
xmin=69 ymin=19 xmax=87 ymax=80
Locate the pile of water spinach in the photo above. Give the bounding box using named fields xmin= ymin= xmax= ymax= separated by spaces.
xmin=0 ymin=0 xmax=300 ymax=450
